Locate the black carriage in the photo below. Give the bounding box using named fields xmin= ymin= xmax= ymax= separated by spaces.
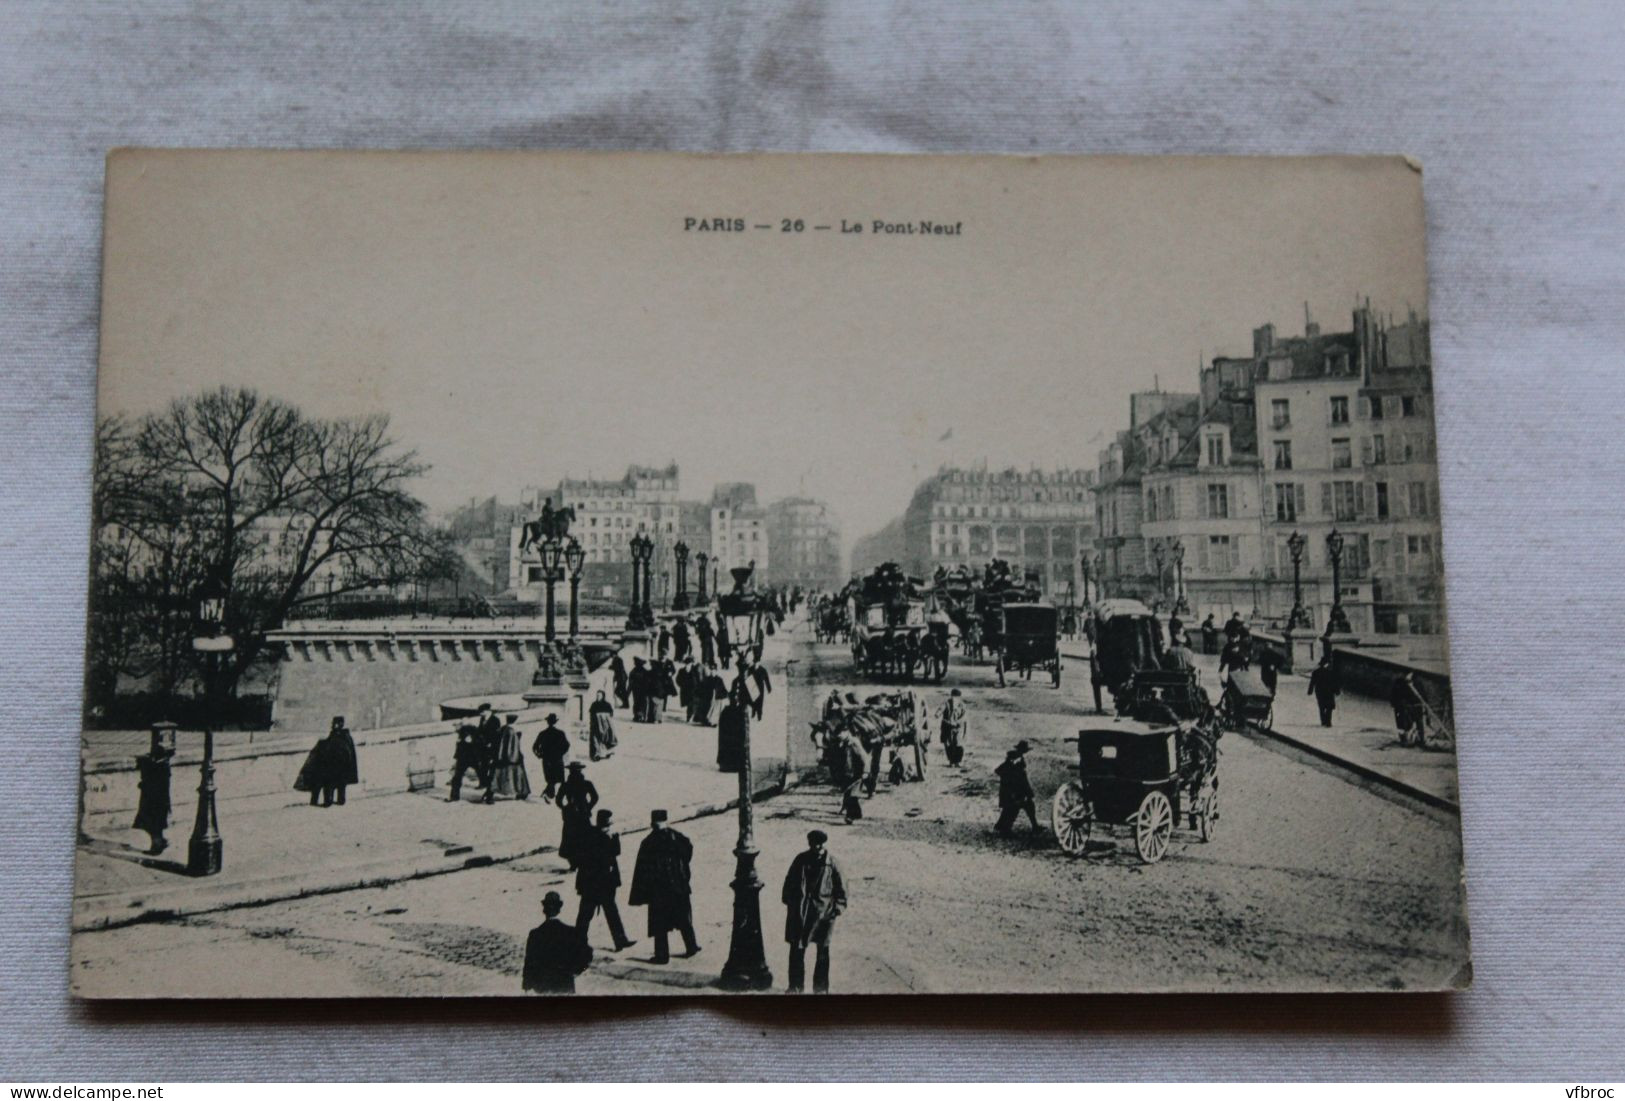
xmin=994 ymin=602 xmax=1062 ymax=688
xmin=850 ymin=563 xmax=945 ymax=682
xmin=1219 ymin=668 xmax=1274 ymax=732
xmin=1051 ymin=668 xmax=1221 ymax=864
xmin=1090 ymin=598 xmax=1164 ymax=707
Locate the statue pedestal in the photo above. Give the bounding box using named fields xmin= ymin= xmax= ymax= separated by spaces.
xmin=523 ymin=677 xmax=586 ymax=725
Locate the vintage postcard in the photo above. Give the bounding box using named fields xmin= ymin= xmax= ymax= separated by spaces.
xmin=74 ymin=151 xmax=1469 ymax=996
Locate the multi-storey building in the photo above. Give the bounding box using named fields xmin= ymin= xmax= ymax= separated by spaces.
xmin=879 ymin=465 xmax=1096 ymax=598
xmin=1097 ymin=306 xmax=1443 ymax=635
xmin=709 ymin=482 xmax=769 ymax=582
xmin=764 ymin=497 xmax=843 ymax=590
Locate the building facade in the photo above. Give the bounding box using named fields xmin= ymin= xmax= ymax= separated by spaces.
xmin=709 ymin=482 xmax=769 ymax=583
xmin=879 ymin=465 xmax=1096 ymax=598
xmin=763 ymin=496 xmax=843 ymax=590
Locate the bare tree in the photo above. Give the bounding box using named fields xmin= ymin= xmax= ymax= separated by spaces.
xmin=91 ymin=387 xmax=444 ymax=700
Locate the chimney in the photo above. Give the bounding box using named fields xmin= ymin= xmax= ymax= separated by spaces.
xmin=1252 ymin=323 xmax=1276 ymax=358
xmin=1304 ymin=301 xmax=1320 ymax=339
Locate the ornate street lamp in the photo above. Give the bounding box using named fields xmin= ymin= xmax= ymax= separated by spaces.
xmin=1171 ymin=539 xmax=1190 ymax=617
xmin=626 ymin=531 xmax=656 ymax=630
xmin=540 ymin=535 xmax=566 ymax=642
xmin=716 ymin=561 xmax=772 ymax=991
xmin=1325 ymin=528 xmax=1352 ymax=635
xmin=1151 ymin=540 xmax=1167 ymax=606
xmin=1093 ymin=552 xmax=1105 ymax=600
xmin=641 ymin=538 xmax=656 ymax=626
xmin=188 ymin=575 xmax=232 ymax=877
xmin=694 ymin=550 xmax=710 ymax=605
xmin=672 ymin=540 xmax=691 ymax=611
xmin=1287 ymin=530 xmax=1309 ymax=629
xmin=1079 ymin=552 xmax=1093 ymax=606
xmin=564 ymin=536 xmax=586 ymax=638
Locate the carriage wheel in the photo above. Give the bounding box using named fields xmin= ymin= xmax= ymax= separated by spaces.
xmin=1196 ymin=787 xmax=1219 ymax=843
xmin=1051 ymin=782 xmax=1092 ymax=856
xmin=1133 ymin=790 xmax=1174 ymax=864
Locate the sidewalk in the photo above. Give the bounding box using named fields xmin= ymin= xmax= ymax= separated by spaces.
xmin=1058 ymin=640 xmax=1459 ymax=810
xmin=75 ymin=662 xmax=792 ymax=931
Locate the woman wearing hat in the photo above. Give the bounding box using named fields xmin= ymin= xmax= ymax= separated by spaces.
xmin=485 ymin=713 xmax=532 ymax=801
xmin=555 ymin=762 xmax=598 ymax=872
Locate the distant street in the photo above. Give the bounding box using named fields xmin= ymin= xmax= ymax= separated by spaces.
xmin=71 ymin=623 xmax=1468 ymax=996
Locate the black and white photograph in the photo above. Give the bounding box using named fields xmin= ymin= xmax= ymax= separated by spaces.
xmin=70 ymin=150 xmax=1469 ymax=998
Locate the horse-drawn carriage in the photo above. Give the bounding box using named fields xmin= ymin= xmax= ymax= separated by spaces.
xmin=850 ymin=563 xmax=949 ymax=682
xmin=1218 ymin=668 xmax=1274 ymax=732
xmin=1090 ymin=598 xmax=1164 ymax=709
xmin=995 ymin=601 xmax=1062 ymax=688
xmin=1052 ymin=666 xmax=1222 ymax=864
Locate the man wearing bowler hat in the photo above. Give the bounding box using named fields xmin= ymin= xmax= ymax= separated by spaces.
xmin=995 ymin=740 xmax=1042 ymax=837
xmin=782 ymin=829 xmax=847 ymax=993
xmin=522 ymin=890 xmax=593 ymax=994
xmin=573 ymin=808 xmax=636 ymax=951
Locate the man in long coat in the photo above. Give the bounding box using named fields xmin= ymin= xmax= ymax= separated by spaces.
xmin=747 ymin=653 xmax=773 ymax=721
xmin=522 ymin=890 xmax=593 ymax=994
xmin=447 ymin=722 xmax=482 ymax=802
xmin=672 ymin=618 xmax=692 ymax=662
xmin=610 ymin=653 xmax=630 ymax=709
xmin=587 ymin=692 xmax=617 ymax=761
xmin=994 ymin=740 xmax=1041 ymax=836
xmin=694 ymin=615 xmax=716 ymax=667
xmin=938 ymin=689 xmax=968 ymax=768
xmin=629 ymin=657 xmax=652 ymax=723
xmin=531 ymin=713 xmax=571 ymax=800
xmin=475 ymin=703 xmax=503 ymax=789
xmin=132 ymin=725 xmax=175 ymax=854
xmin=485 ymin=713 xmax=531 ymax=802
xmin=574 ymin=809 xmax=635 ymax=951
xmin=782 ymin=830 xmax=847 ymax=993
xmin=627 ymin=809 xmax=700 ymax=963
xmin=1308 ymin=655 xmax=1340 ymax=727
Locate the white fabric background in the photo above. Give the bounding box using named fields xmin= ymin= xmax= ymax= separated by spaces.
xmin=3 ymin=0 xmax=1622 ymax=1081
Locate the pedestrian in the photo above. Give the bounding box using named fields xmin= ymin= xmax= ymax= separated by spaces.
xmin=1168 ymin=613 xmax=1184 ymax=648
xmin=1200 ymin=613 xmax=1219 ymax=655
xmin=447 ymin=721 xmax=482 ymax=802
xmin=522 ymin=890 xmax=593 ymax=994
xmin=556 ymin=762 xmax=597 ymax=871
xmin=748 ymin=651 xmax=773 ymax=721
xmin=485 ymin=713 xmax=532 ymax=802
xmin=657 ymin=624 xmax=671 ymax=661
xmin=1218 ymin=635 xmax=1251 ymax=679
xmin=1391 ymin=671 xmax=1425 ymax=745
xmin=574 ymin=808 xmax=636 ymax=951
xmin=691 ymin=663 xmax=725 ymax=726
xmin=628 ymin=809 xmax=701 ymax=963
xmin=1089 ymin=648 xmax=1107 ymax=714
xmin=132 ymin=722 xmax=175 ymax=855
xmin=939 ymin=689 xmax=968 ymax=767
xmin=1308 ymin=654 xmax=1340 ymax=727
xmin=716 ymin=683 xmax=748 ymax=773
xmin=658 ymin=658 xmax=678 ymax=715
xmin=475 ymin=703 xmax=502 ymax=790
xmin=587 ymin=691 xmax=617 ymax=761
xmin=836 ymin=731 xmax=867 ymax=823
xmin=1256 ymin=646 xmax=1280 ymax=697
xmin=628 ymin=657 xmax=649 ymax=722
xmin=1162 ymin=635 xmax=1195 ymax=672
xmin=782 ymin=830 xmax=847 ymax=994
xmin=994 ymin=740 xmax=1042 ymax=837
xmin=717 ymin=616 xmax=732 ymax=665
xmin=1224 ymin=611 xmax=1246 ymax=643
xmin=296 ymin=716 xmax=359 ymax=808
xmin=694 ymin=614 xmax=716 ymax=667
xmin=672 ymin=618 xmax=691 ymax=662
xmin=531 ymin=712 xmax=571 ymax=800
xmin=610 ymin=652 xmax=630 ymax=709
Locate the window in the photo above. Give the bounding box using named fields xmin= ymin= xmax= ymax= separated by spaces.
xmin=1270 ymin=399 xmax=1291 ymax=430
xmin=1205 ymin=434 xmax=1225 ymax=466
xmin=1331 ymin=438 xmax=1352 ymax=469
xmin=1408 ymin=482 xmax=1430 ymax=518
xmin=1368 ymin=395 xmax=1384 ymax=420
xmin=1333 ymin=481 xmax=1359 ymax=522
xmin=527 ymin=566 xmax=544 ymax=583
xmin=1273 ymin=440 xmax=1293 ymax=470
xmin=1206 ymin=484 xmax=1229 ymax=519
xmin=1202 ymin=535 xmax=1235 ymax=573
xmin=1407 ymin=534 xmax=1434 ymax=568
xmin=1162 ymin=484 xmax=1175 ymax=519
xmin=1330 ymin=396 xmax=1350 ymax=424
xmin=1145 ymin=490 xmax=1158 ymax=522
xmin=1402 ymin=395 xmax=1417 ymax=417
xmin=1274 ymin=483 xmax=1301 ymax=522
xmin=1372 ymin=434 xmax=1386 ymax=464
xmin=1376 ymin=482 xmax=1390 ymax=520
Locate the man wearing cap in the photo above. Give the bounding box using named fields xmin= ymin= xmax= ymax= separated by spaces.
xmin=628 ymin=809 xmax=700 ymax=964
xmin=939 ymin=689 xmax=968 ymax=768
xmin=133 ymin=723 xmax=176 ymax=854
xmin=522 ymin=890 xmax=593 ymax=994
xmin=782 ymin=830 xmax=847 ymax=993
xmin=447 ymin=720 xmax=482 ymax=802
xmin=531 ymin=713 xmax=571 ymax=801
xmin=995 ymin=740 xmax=1042 ymax=837
xmin=474 ymin=703 xmax=503 ymax=791
xmin=573 ymin=808 xmax=636 ymax=951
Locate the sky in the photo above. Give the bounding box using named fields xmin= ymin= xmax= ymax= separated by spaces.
xmin=97 ymin=152 xmax=1429 ymax=551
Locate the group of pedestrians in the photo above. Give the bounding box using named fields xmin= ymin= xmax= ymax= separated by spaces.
xmin=447 ymin=704 xmax=543 ymax=803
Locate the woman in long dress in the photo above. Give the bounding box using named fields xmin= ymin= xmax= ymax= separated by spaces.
xmin=588 ymin=692 xmax=617 ymax=761
xmin=555 ymin=763 xmax=598 ymax=871
xmin=486 ymin=714 xmax=532 ymax=801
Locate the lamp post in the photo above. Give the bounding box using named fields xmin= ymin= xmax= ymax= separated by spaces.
xmin=1325 ymin=528 xmax=1352 ymax=635
xmin=672 ymin=540 xmax=691 ymax=611
xmin=564 ymin=536 xmax=585 ymax=638
xmin=1093 ymin=552 xmax=1105 ymax=601
xmin=641 ymin=538 xmax=656 ymax=626
xmin=1079 ymin=552 xmax=1093 ymax=606
xmin=716 ymin=562 xmax=772 ymax=991
xmin=1171 ymin=539 xmax=1190 ymax=617
xmin=540 ymin=535 xmax=565 ymax=642
xmin=188 ymin=576 xmax=231 ymax=877
xmin=1287 ymin=530 xmax=1309 ymax=629
xmin=661 ymin=569 xmax=670 ymax=611
xmin=695 ymin=550 xmax=710 ymax=605
xmin=1151 ymin=540 xmax=1167 ymax=607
